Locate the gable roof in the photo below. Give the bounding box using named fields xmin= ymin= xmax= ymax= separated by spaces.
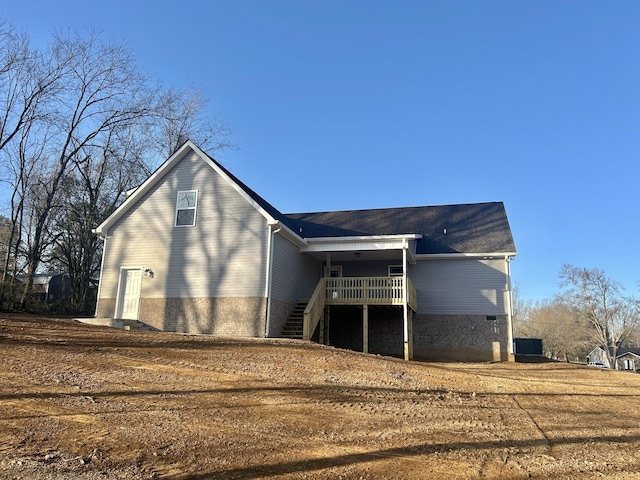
xmin=93 ymin=141 xmax=300 ymax=239
xmin=617 ymin=348 xmax=640 ymax=358
xmin=94 ymin=141 xmax=516 ymax=256
xmin=196 ymin=149 xmax=300 ymax=234
xmin=286 ymin=202 xmax=516 ymax=255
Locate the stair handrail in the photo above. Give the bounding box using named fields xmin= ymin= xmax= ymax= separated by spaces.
xmin=303 ymin=278 xmax=326 ymax=340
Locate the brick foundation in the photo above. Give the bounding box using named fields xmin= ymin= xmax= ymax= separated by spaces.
xmin=413 ymin=314 xmax=511 ymax=362
xmin=267 ymin=298 xmax=295 ymax=337
xmin=97 ymin=297 xmax=266 ymax=337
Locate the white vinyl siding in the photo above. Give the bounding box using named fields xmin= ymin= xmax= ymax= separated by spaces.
xmin=270 ymin=234 xmax=321 ymax=304
xmin=100 ymin=151 xmax=268 ymax=300
xmin=336 ymin=260 xmax=397 ymax=277
xmin=410 ymin=258 xmax=509 ymax=315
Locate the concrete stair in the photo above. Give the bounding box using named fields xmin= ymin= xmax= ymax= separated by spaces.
xmin=280 ymin=300 xmax=308 ymax=339
xmin=120 ymin=319 xmax=157 ymax=332
xmin=76 ymin=317 xmax=157 ymax=332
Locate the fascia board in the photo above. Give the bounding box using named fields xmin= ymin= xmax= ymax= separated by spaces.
xmin=302 ymin=234 xmax=422 ymax=253
xmin=94 ymin=141 xmax=197 ymax=237
xmin=305 ymin=234 xmax=422 ymax=244
xmin=94 ymin=140 xmax=289 ymax=238
xmin=617 ymin=352 xmax=640 ymax=359
xmin=415 ymin=252 xmax=517 ymax=260
xmin=189 ymin=142 xmax=280 ymax=225
xmin=303 ymin=242 xmax=404 ymax=253
xmin=270 ymin=221 xmax=308 ymax=248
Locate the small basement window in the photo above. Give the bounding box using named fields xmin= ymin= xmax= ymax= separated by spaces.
xmin=175 ymin=190 xmax=198 ymax=227
xmin=388 ymin=265 xmax=403 ymax=276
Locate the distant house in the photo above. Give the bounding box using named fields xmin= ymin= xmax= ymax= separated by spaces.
xmin=616 ymin=350 xmax=640 ymax=372
xmin=586 ymin=346 xmax=612 ymax=368
xmin=93 ymin=141 xmax=517 ymax=362
xmin=16 ymin=273 xmax=71 ymax=303
xmin=586 ymin=346 xmax=640 ymax=371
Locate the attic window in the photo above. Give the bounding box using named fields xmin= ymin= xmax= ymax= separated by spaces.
xmin=175 ymin=190 xmax=198 ymax=227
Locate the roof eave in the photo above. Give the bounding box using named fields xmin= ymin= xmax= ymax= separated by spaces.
xmin=94 ymin=140 xmax=200 ymax=237
xmin=415 ymin=252 xmax=517 ymax=260
xmin=305 ymin=234 xmax=423 ymax=243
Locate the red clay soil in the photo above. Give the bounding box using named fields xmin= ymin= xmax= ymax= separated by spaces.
xmin=1 ymin=313 xmax=640 ymax=479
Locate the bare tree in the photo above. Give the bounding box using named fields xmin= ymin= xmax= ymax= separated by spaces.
xmin=0 ymin=19 xmax=232 ymax=312
xmin=513 ymin=294 xmax=591 ymax=361
xmin=14 ymin=29 xmax=156 ymax=308
xmin=48 ymin=129 xmax=156 ymax=312
xmin=152 ymin=86 xmax=232 ymax=161
xmin=560 ymin=264 xmax=640 ymax=368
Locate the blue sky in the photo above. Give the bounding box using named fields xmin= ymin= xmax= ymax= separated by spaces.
xmin=1 ymin=0 xmax=638 ymax=301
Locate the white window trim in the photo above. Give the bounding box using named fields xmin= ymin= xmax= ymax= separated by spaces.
xmin=175 ymin=190 xmax=198 ymax=227
xmin=329 ymin=265 xmax=342 ymax=278
xmin=388 ymin=265 xmax=403 ymax=276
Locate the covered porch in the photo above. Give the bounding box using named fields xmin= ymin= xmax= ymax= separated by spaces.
xmin=299 ymin=234 xmax=421 ymax=360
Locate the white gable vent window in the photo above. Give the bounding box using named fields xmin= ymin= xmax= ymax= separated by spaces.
xmin=175 ymin=190 xmax=198 ymax=227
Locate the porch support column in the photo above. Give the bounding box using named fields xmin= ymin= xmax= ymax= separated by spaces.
xmin=403 ymin=246 xmax=412 ymax=360
xmin=324 ymin=252 xmax=331 ymax=277
xmin=325 ymin=306 xmax=330 ymax=346
xmin=363 ymin=304 xmax=369 ymax=354
xmin=323 ymin=253 xmax=331 ymax=346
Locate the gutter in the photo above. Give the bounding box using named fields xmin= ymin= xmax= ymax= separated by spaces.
xmin=415 ymin=252 xmax=517 ymax=260
xmin=93 ymin=230 xmax=108 ymax=318
xmin=264 ymin=224 xmax=282 ymax=337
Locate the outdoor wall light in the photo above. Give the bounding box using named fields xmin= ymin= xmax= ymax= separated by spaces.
xmin=144 ymin=268 xmax=154 ymax=278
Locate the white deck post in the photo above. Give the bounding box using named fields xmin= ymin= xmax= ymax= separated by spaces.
xmin=363 ymin=304 xmax=369 ymax=354
xmin=403 ymin=247 xmax=411 ymax=361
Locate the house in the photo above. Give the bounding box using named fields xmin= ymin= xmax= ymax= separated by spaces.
xmin=93 ymin=141 xmax=517 ymax=362
xmin=585 ymin=346 xmax=640 ymax=371
xmin=16 ymin=273 xmax=71 ymax=303
xmin=586 ymin=346 xmax=612 ymax=368
xmin=616 ymin=350 xmax=640 ymax=372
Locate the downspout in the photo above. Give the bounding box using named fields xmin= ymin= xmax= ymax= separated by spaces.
xmin=506 ymin=256 xmax=515 ymax=362
xmin=264 ymin=224 xmax=281 ymax=338
xmin=402 ymin=245 xmax=409 ymax=361
xmin=92 ymin=229 xmax=108 ymax=318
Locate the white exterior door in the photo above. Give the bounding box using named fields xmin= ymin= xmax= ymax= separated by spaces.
xmin=116 ymin=268 xmax=142 ymax=320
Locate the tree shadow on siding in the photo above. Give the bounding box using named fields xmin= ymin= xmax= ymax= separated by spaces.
xmin=164 ymin=157 xmax=265 ymax=335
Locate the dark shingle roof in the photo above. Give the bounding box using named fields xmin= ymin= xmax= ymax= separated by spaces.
xmin=285 ymin=202 xmax=516 ymax=254
xmin=202 ymin=147 xmax=515 ymax=255
xmin=201 ymin=151 xmax=300 ymax=232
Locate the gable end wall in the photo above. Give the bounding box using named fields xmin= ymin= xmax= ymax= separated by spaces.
xmin=96 ymin=151 xmax=269 ymax=335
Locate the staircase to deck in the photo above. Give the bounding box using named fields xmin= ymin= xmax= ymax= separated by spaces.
xmin=280 ymin=300 xmax=308 ymax=339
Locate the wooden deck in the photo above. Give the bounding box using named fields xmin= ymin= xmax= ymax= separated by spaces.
xmin=303 ymin=276 xmax=417 ymax=341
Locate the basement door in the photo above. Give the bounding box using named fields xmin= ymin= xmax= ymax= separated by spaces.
xmin=116 ymin=267 xmax=142 ymax=320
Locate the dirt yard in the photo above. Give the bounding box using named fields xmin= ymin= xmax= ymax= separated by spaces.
xmin=1 ymin=314 xmax=640 ymax=479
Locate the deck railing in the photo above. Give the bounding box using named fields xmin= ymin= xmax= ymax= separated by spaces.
xmin=303 ymin=276 xmax=417 ymax=340
xmin=302 ymin=279 xmax=326 ymax=341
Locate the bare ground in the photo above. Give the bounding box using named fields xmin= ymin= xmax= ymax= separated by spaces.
xmin=1 ymin=314 xmax=640 ymax=479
